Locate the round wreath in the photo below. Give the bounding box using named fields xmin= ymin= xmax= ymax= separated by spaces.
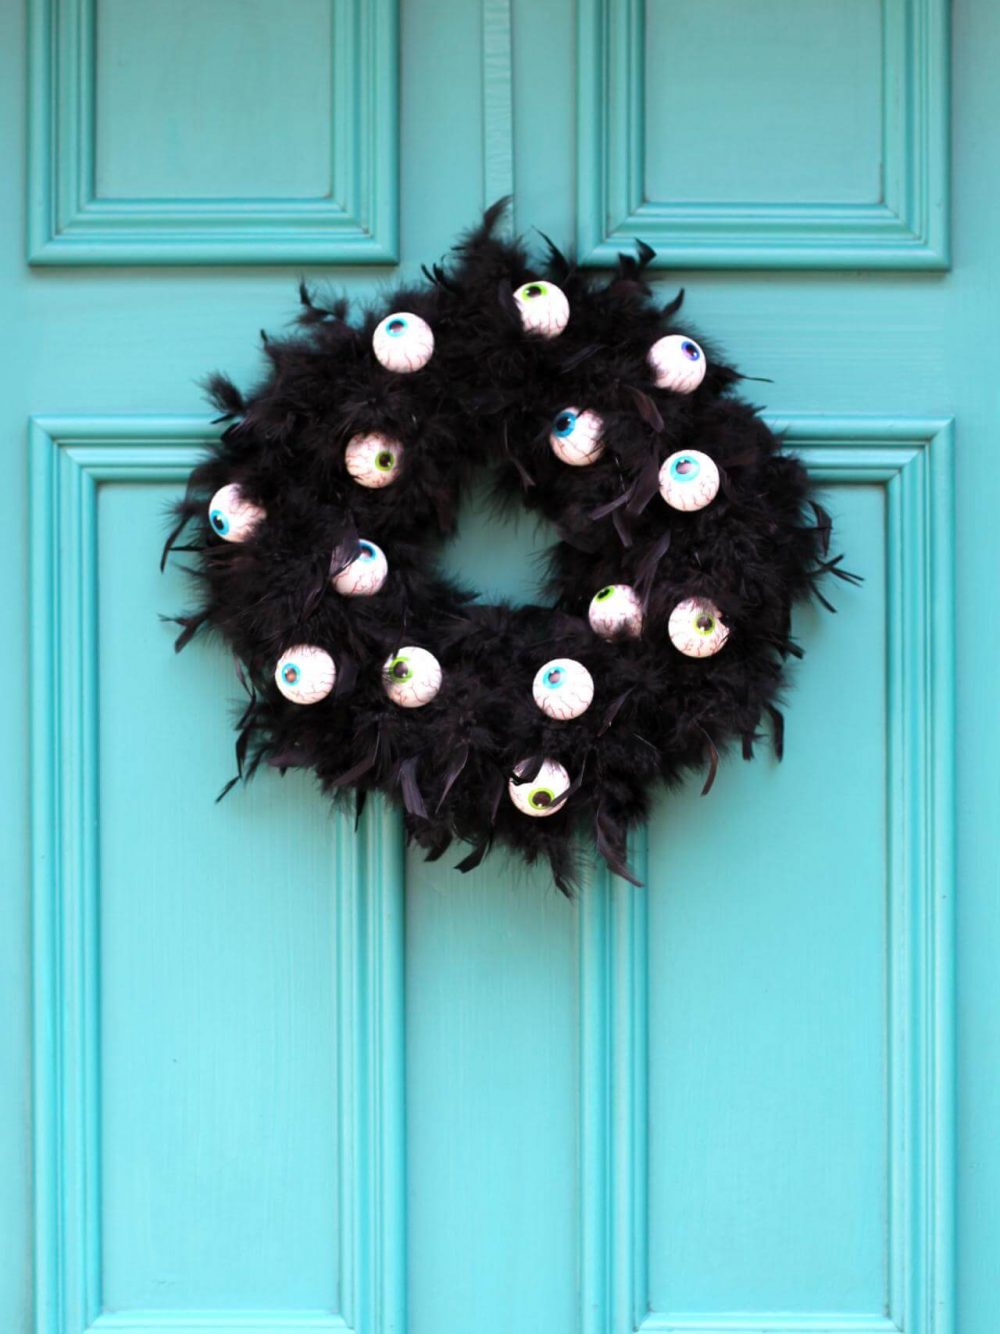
xmin=163 ymin=202 xmax=855 ymax=892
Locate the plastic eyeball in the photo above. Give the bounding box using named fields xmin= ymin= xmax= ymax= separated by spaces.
xmin=532 ymin=659 xmax=595 ymax=720
xmin=275 ymin=645 xmax=337 ymax=704
xmin=659 ymin=450 xmax=720 ymax=512
xmin=588 ymin=584 xmax=643 ymax=640
xmin=508 ymin=758 xmax=571 ymax=817
xmin=513 ymin=281 xmax=570 ymax=338
xmin=207 ymin=483 xmax=265 ymax=543
xmin=331 ymin=540 xmax=388 ymax=597
xmin=668 ymin=598 xmax=730 ymax=658
xmin=648 ymin=335 xmax=707 ymax=393
xmin=549 ymin=408 xmax=605 ymax=467
xmin=345 ymin=433 xmax=404 ymax=488
xmin=372 ymin=312 xmax=435 ymax=373
xmin=382 ymin=646 xmax=442 ymax=708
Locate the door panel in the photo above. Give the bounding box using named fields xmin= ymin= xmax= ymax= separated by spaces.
xmin=3 ymin=2 xmax=994 ymax=1334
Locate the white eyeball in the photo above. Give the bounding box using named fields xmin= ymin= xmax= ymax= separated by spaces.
xmin=508 ymin=757 xmax=571 ymax=817
xmin=331 ymin=540 xmax=388 ymax=597
xmin=668 ymin=598 xmax=730 ymax=658
xmin=549 ymin=408 xmax=605 ymax=466
xmin=647 ymin=335 xmax=707 ymax=393
xmin=275 ymin=645 xmax=337 ymax=704
xmin=513 ymin=281 xmax=570 ymax=338
xmin=659 ymin=450 xmax=720 ymax=512
xmin=382 ymin=646 xmax=442 ymax=708
xmin=345 ymin=432 xmax=404 ymax=488
xmin=372 ymin=312 xmax=434 ymax=373
xmin=208 ymin=483 xmax=265 ymax=543
xmin=532 ymin=659 xmax=595 ymax=720
xmin=588 ymin=584 xmax=643 ymax=640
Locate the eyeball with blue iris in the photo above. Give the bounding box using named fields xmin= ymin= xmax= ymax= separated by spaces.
xmin=668 ymin=598 xmax=730 ymax=659
xmin=382 ymin=646 xmax=443 ymax=708
xmin=372 ymin=312 xmax=435 ymax=373
xmin=549 ymin=408 xmax=605 ymax=466
xmin=275 ymin=645 xmax=337 ymax=704
xmin=513 ymin=280 xmax=570 ymax=338
xmin=207 ymin=483 xmax=265 ymax=543
xmin=659 ymin=449 xmax=720 ymax=512
xmin=345 ymin=432 xmax=404 ymax=488
xmin=647 ymin=334 xmax=707 ymax=393
xmin=508 ymin=758 xmax=571 ymax=817
xmin=588 ymin=584 xmax=643 ymax=640
xmin=331 ymin=539 xmax=388 ymax=597
xmin=532 ymin=659 xmax=594 ymax=720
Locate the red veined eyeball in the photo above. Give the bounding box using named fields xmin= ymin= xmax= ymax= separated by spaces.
xmin=508 ymin=758 xmax=572 ymax=816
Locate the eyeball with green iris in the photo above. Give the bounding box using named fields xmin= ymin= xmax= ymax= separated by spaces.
xmin=382 ymin=646 xmax=442 ymax=708
xmin=331 ymin=539 xmax=388 ymax=597
xmin=532 ymin=659 xmax=595 ymax=720
xmin=549 ymin=408 xmax=605 ymax=466
xmin=648 ymin=335 xmax=707 ymax=393
xmin=659 ymin=449 xmax=720 ymax=512
xmin=208 ymin=483 xmax=265 ymax=543
xmin=275 ymin=645 xmax=337 ymax=704
xmin=668 ymin=598 xmax=730 ymax=658
xmin=513 ymin=280 xmax=570 ymax=338
xmin=372 ymin=311 xmax=434 ymax=373
xmin=588 ymin=584 xmax=643 ymax=640
xmin=508 ymin=758 xmax=571 ymax=817
xmin=345 ymin=432 xmax=404 ymax=488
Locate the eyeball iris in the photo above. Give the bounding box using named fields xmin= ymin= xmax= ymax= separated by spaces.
xmin=274 ymin=645 xmax=337 ymax=704
xmin=668 ymin=598 xmax=730 ymax=658
xmin=382 ymin=646 xmax=443 ymax=708
xmin=532 ymin=659 xmax=594 ymax=720
xmin=345 ymin=433 xmax=404 ymax=488
xmin=331 ymin=539 xmax=388 ymax=597
xmin=207 ymin=483 xmax=265 ymax=543
xmin=647 ymin=334 xmax=708 ymax=393
xmin=549 ymin=407 xmax=605 ymax=466
xmin=659 ymin=450 xmax=720 ymax=512
xmin=588 ymin=584 xmax=643 ymax=640
xmin=513 ymin=281 xmax=570 ymax=338
xmin=508 ymin=757 xmax=572 ymax=817
xmin=372 ymin=311 xmax=435 ymax=373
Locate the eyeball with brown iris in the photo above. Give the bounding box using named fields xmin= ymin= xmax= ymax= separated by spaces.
xmin=549 ymin=408 xmax=605 ymax=466
xmin=648 ymin=334 xmax=707 ymax=393
xmin=331 ymin=540 xmax=388 ymax=597
xmin=532 ymin=659 xmax=595 ymax=720
xmin=275 ymin=645 xmax=337 ymax=704
xmin=345 ymin=432 xmax=403 ymax=488
xmin=668 ymin=598 xmax=730 ymax=658
xmin=588 ymin=584 xmax=644 ymax=640
xmin=382 ymin=646 xmax=443 ymax=708
xmin=659 ymin=450 xmax=720 ymax=512
xmin=508 ymin=758 xmax=571 ymax=817
xmin=208 ymin=483 xmax=265 ymax=543
xmin=513 ymin=280 xmax=570 ymax=338
xmin=372 ymin=312 xmax=435 ymax=372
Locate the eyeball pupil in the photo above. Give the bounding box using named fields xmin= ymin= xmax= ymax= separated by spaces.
xmin=682 ymin=341 xmax=700 ymax=361
xmin=210 ymin=510 xmax=227 ymax=532
xmin=696 ymin=614 xmax=715 ymax=633
xmin=391 ymin=660 xmax=410 ymax=680
xmin=530 ymin=788 xmax=553 ymax=809
xmin=674 ymin=457 xmax=696 ymax=476
xmin=283 ymin=665 xmax=299 ymax=684
xmin=376 ymin=451 xmax=394 ymax=471
xmin=359 ymin=542 xmax=374 ymax=560
xmin=525 ymin=284 xmax=544 ymax=298
xmin=387 ymin=319 xmax=406 ymax=335
xmin=596 ymin=586 xmax=614 ymax=601
xmin=545 ymin=668 xmax=563 ymax=687
xmin=555 ymin=412 xmax=575 ymax=435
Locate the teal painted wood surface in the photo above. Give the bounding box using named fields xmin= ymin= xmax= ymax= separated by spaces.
xmin=3 ymin=3 xmax=998 ymax=1334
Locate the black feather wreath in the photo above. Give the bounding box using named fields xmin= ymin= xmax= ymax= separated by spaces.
xmin=163 ymin=202 xmax=856 ymax=893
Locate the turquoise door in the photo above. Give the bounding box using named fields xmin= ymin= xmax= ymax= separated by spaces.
xmin=2 ymin=1 xmax=994 ymax=1333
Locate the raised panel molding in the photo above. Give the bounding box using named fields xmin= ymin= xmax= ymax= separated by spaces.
xmin=577 ymin=0 xmax=951 ymax=269
xmin=29 ymin=417 xmax=407 ymax=1334
xmin=27 ymin=0 xmax=399 ymax=265
xmin=580 ymin=420 xmax=956 ymax=1333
